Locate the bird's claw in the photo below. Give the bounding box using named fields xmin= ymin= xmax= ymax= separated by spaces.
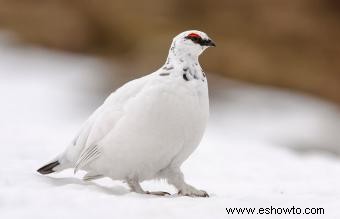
xmin=146 ymin=191 xmax=171 ymax=196
xmin=178 ymin=189 xmax=209 ymax=197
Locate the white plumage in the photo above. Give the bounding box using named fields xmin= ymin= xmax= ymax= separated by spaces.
xmin=38 ymin=30 xmax=215 ymax=197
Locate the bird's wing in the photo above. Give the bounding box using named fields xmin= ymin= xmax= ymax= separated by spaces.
xmin=74 ymin=144 xmax=101 ymax=173
xmin=71 ymin=74 xmax=152 ymax=171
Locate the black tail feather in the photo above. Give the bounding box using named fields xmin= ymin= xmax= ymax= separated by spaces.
xmin=37 ymin=161 xmax=60 ymax=175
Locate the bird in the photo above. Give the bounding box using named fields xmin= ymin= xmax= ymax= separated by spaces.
xmin=37 ymin=30 xmax=215 ymax=197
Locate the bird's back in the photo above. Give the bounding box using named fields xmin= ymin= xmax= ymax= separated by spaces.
xmin=63 ymin=74 xmax=153 ymax=164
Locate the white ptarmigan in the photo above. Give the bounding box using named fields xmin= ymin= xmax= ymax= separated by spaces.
xmin=37 ymin=30 xmax=215 ymax=197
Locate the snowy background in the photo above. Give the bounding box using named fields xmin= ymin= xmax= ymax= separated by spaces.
xmin=1 ymin=36 xmax=340 ymax=218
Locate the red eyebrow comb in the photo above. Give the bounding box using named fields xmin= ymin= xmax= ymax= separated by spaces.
xmin=187 ymin=33 xmax=201 ymax=38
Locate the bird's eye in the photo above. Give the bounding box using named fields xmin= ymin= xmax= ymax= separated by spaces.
xmin=192 ymin=37 xmax=199 ymax=42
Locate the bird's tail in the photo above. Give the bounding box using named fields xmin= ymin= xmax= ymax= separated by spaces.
xmin=37 ymin=153 xmax=70 ymax=175
xmin=37 ymin=160 xmax=60 ymax=175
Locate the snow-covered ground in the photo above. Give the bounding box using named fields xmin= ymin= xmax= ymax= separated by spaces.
xmin=1 ymin=37 xmax=339 ymax=218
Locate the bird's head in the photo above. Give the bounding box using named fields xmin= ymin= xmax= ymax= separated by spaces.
xmin=170 ymin=30 xmax=216 ymax=58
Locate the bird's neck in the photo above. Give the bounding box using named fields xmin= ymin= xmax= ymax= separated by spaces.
xmin=163 ymin=48 xmax=205 ymax=81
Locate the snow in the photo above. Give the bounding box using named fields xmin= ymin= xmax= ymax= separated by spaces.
xmin=1 ymin=36 xmax=339 ymax=218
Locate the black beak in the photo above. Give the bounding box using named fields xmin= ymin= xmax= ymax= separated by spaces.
xmin=200 ymin=39 xmax=216 ymax=47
